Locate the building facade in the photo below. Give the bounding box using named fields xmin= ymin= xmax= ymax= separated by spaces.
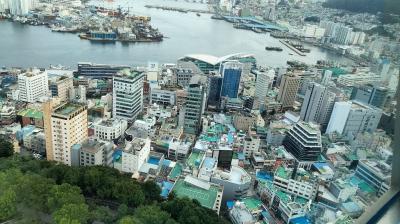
xmin=18 ymin=69 xmax=49 ymax=103
xmin=277 ymin=73 xmax=300 ymax=109
xmin=112 ymin=69 xmax=144 ymax=121
xmin=183 ymin=76 xmax=207 ymax=135
xmin=220 ymin=61 xmax=243 ymax=99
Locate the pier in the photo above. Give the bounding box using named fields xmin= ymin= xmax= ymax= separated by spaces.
xmin=280 ymin=40 xmax=306 ymax=56
xmin=145 ymin=5 xmax=213 ymax=14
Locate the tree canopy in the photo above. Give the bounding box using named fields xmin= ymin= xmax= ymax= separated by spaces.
xmin=0 ymin=155 xmax=229 ymax=224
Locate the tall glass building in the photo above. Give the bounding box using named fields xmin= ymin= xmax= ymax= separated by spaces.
xmin=220 ymin=61 xmax=243 ymax=98
xmin=207 ymin=73 xmax=223 ymax=108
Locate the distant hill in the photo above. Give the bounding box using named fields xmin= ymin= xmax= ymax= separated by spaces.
xmin=323 ymin=0 xmax=400 ymax=15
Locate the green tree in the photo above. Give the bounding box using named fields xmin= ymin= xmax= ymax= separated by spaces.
xmin=0 ymin=189 xmax=17 ymax=221
xmin=0 ymin=138 xmax=14 ymax=158
xmin=113 ymin=180 xmax=145 ymax=207
xmin=53 ymin=203 xmax=89 ymax=224
xmin=134 ymin=205 xmax=170 ymax=224
xmin=141 ymin=181 xmax=161 ymax=202
xmin=118 ymin=216 xmax=141 ymax=224
xmin=47 ymin=183 xmax=85 ymax=212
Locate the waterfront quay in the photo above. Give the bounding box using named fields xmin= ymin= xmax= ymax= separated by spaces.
xmin=0 ymin=3 xmax=164 ymax=43
xmin=145 ymin=5 xmax=213 ymax=14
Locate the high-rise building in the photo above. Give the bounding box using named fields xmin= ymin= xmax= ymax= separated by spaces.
xmin=112 ymin=69 xmax=144 ymax=121
xmin=6 ymin=0 xmax=34 ymax=15
xmin=183 ymin=75 xmax=207 ymax=135
xmin=326 ymin=101 xmax=382 ymax=139
xmin=350 ymin=84 xmax=388 ymax=108
xmin=77 ymin=62 xmax=130 ymax=78
xmin=18 ymin=69 xmax=49 ymax=103
xmin=321 ymin=70 xmax=332 ymax=86
xmin=277 ymin=73 xmax=300 ymax=109
xmin=254 ymin=69 xmax=274 ymax=106
xmin=43 ymin=101 xmax=88 ymax=165
xmin=283 ymin=121 xmax=322 ymax=161
xmin=49 ymin=75 xmax=73 ymax=102
xmin=220 ymin=61 xmax=243 ymax=98
xmin=207 ymin=72 xmax=223 ymax=109
xmin=300 ymin=83 xmax=342 ymax=130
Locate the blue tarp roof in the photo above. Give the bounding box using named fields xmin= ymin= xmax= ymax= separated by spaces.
xmin=113 ymin=149 xmax=122 ymax=161
xmin=238 ymin=152 xmax=245 ymax=160
xmin=226 ymin=200 xmax=234 ymax=209
xmin=163 ymin=159 xmax=172 ymax=167
xmin=203 ymin=157 xmax=216 ymax=169
xmin=289 ymin=216 xmax=312 ymax=224
xmin=160 ymin=181 xmax=174 ymax=198
xmin=256 ymin=171 xmax=273 ymax=181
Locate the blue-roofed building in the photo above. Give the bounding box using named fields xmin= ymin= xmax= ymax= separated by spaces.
xmin=289 ymin=216 xmax=312 ymax=224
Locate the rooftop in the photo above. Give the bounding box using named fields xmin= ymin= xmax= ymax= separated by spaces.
xmin=53 ymin=103 xmax=85 ymax=117
xmin=172 ymin=177 xmax=221 ymax=209
xmin=187 ymin=151 xmax=205 ymax=168
xmin=18 ymin=108 xmax=43 ymax=119
xmin=115 ymin=69 xmax=143 ymax=79
xmin=242 ymin=197 xmax=262 ymax=211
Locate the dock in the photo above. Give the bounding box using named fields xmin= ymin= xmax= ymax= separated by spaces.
xmin=280 ymin=40 xmax=306 ymax=56
xmin=145 ymin=5 xmax=213 ymax=14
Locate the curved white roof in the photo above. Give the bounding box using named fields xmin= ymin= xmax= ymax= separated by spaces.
xmin=181 ymin=53 xmax=255 ymax=66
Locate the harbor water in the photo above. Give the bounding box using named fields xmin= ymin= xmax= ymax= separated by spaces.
xmin=0 ymin=0 xmax=351 ymax=68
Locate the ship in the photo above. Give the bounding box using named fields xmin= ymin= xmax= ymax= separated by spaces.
xmin=196 ymin=13 xmax=201 ymax=16
xmin=79 ymin=31 xmax=117 ymax=42
xmin=287 ymin=41 xmax=311 ymax=53
xmin=265 ymin=46 xmax=283 ymax=51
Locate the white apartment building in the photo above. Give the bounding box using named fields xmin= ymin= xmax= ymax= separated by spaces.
xmin=93 ymin=119 xmax=128 ymax=141
xmin=326 ymin=101 xmax=382 ymax=139
xmin=337 ymin=72 xmax=382 ymax=87
xmin=18 ymin=69 xmax=49 ymax=103
xmin=254 ymin=69 xmax=274 ymax=105
xmin=243 ymin=134 xmax=260 ymax=158
xmin=113 ymin=69 xmax=144 ymax=121
xmin=120 ymin=138 xmax=151 ymax=174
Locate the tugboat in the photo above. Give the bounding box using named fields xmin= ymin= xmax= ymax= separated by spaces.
xmin=265 ymin=46 xmax=283 ymax=51
xmin=196 ymin=13 xmax=201 ymax=16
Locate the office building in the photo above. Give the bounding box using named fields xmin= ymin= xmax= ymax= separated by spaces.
xmin=43 ymin=101 xmax=88 ymax=165
xmin=71 ymin=140 xmax=113 ymax=167
xmin=355 ymin=160 xmax=391 ymax=197
xmin=18 ymin=69 xmax=49 ymax=103
xmin=351 ymin=84 xmax=388 ymax=108
xmin=326 ymin=101 xmax=382 ymax=139
xmin=149 ymin=86 xmax=176 ymax=106
xmin=254 ymin=69 xmax=274 ymax=106
xmin=49 ymin=75 xmax=73 ymax=102
xmin=112 ymin=69 xmax=144 ymax=121
xmin=77 ymin=62 xmax=130 ymax=78
xmin=300 ymin=83 xmax=342 ymax=130
xmin=93 ymin=119 xmax=128 ymax=141
xmin=277 ymin=73 xmax=300 ymax=109
xmin=207 ymin=72 xmax=223 ymax=109
xmin=283 ymin=121 xmax=322 ymax=161
xmin=5 ymin=0 xmax=34 ymax=15
xmin=220 ymin=61 xmax=243 ymax=98
xmin=183 ymin=75 xmax=207 ymax=135
xmin=321 ymin=70 xmax=332 ymax=86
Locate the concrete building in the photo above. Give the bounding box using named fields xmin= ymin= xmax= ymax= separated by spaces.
xmin=168 ymin=137 xmax=191 ymax=161
xmin=183 ymin=75 xmax=207 ymax=135
xmin=300 ymin=83 xmax=342 ymax=130
xmin=351 ymin=84 xmax=388 ymax=108
xmin=43 ymin=101 xmax=88 ymax=165
xmin=243 ymin=133 xmax=260 ymax=159
xmin=69 ymin=85 xmax=86 ymax=103
xmin=326 ymin=101 xmax=382 ymax=139
xmin=220 ymin=61 xmax=243 ymax=99
xmin=150 ymin=86 xmax=176 ymax=106
xmin=211 ymin=166 xmax=252 ymax=202
xmin=49 ymin=75 xmax=73 ymax=102
xmin=18 ymin=69 xmax=49 ymax=103
xmin=118 ymin=138 xmax=151 ymax=174
xmin=337 ymin=72 xmax=382 ymax=87
xmin=77 ymin=62 xmax=129 ymax=78
xmin=112 ymin=69 xmax=144 ymax=121
xmin=93 ymin=119 xmax=128 ymax=141
xmin=277 ymin=73 xmax=300 ymax=109
xmin=5 ymin=0 xmax=34 ymax=15
xmin=254 ymin=69 xmax=274 ymax=106
xmin=176 ymin=61 xmax=202 ymax=87
xmin=355 ymin=160 xmax=391 ymax=196
xmin=273 ymin=166 xmax=319 ymax=200
xmin=283 ymin=121 xmax=322 ymax=162
xmin=73 ymin=140 xmax=113 ymax=167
